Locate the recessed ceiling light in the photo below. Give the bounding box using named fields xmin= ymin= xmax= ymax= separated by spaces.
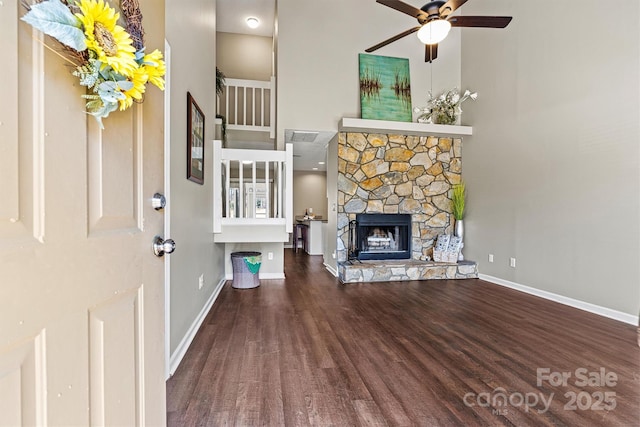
xmin=318 ymin=161 xmax=325 ymax=165
xmin=246 ymin=17 xmax=260 ymax=29
xmin=312 ymin=167 xmax=319 ymax=170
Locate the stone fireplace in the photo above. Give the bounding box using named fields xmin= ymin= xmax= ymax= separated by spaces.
xmin=336 ymin=128 xmax=478 ymax=283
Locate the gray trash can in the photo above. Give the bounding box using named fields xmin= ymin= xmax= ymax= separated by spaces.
xmin=230 ymin=251 xmax=261 ymax=289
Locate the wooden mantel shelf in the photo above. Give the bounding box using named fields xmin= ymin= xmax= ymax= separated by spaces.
xmin=339 ymin=118 xmax=472 ymax=137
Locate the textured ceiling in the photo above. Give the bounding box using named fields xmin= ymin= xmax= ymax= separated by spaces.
xmin=216 ymin=0 xmax=276 ymax=37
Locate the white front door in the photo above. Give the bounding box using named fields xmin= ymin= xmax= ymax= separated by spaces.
xmin=0 ymin=1 xmax=167 ymax=425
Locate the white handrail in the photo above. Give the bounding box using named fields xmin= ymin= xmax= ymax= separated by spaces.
xmin=217 ymin=77 xmax=276 ymax=138
xmin=213 ymin=141 xmax=293 ymax=230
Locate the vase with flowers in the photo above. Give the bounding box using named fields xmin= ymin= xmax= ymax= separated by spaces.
xmin=414 ymin=88 xmax=477 ymax=125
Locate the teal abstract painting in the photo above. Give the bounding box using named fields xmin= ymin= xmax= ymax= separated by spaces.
xmin=359 ymin=53 xmax=412 ymax=122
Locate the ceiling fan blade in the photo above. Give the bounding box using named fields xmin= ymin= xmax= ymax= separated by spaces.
xmin=439 ymin=0 xmax=469 ymax=17
xmin=376 ymin=0 xmax=423 ymax=18
xmin=365 ymin=26 xmax=421 ymax=52
xmin=425 ymin=44 xmax=438 ymax=63
xmin=448 ymin=16 xmax=512 ymax=28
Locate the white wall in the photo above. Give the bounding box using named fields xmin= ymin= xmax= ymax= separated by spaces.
xmin=276 ymin=0 xmax=462 ymax=148
xmin=166 ymin=0 xmax=226 ymax=357
xmin=461 ymin=0 xmax=640 ymax=317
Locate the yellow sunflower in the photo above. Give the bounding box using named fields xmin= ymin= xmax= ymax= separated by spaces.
xmin=142 ymin=49 xmax=166 ymax=90
xmin=76 ymin=0 xmax=137 ymax=77
xmin=118 ymin=66 xmax=149 ymax=111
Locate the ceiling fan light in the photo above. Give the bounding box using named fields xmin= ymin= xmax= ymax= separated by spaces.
xmin=417 ymin=20 xmax=451 ymax=45
xmin=246 ymin=17 xmax=260 ymax=29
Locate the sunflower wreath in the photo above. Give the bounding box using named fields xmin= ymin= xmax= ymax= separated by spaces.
xmin=21 ymin=0 xmax=165 ymax=128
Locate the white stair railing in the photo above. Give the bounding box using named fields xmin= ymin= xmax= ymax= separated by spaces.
xmin=213 ymin=141 xmax=293 ymax=233
xmin=217 ymin=77 xmax=276 ymax=139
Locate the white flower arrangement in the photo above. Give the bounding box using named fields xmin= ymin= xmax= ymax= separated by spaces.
xmin=414 ymin=88 xmax=477 ymax=125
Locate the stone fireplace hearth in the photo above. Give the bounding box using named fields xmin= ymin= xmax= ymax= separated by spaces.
xmin=336 ymin=128 xmax=478 ymax=283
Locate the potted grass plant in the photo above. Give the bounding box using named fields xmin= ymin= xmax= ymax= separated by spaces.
xmin=451 ymin=180 xmax=466 ymax=260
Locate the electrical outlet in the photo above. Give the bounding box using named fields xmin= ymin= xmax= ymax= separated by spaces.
xmin=488 ymin=254 xmax=494 ymax=263
xmin=268 ymin=252 xmax=273 ymax=260
xmin=510 ymin=257 xmax=516 ymax=268
xmin=332 ymin=251 xmax=336 ymax=259
xmin=198 ymin=274 xmax=204 ymax=290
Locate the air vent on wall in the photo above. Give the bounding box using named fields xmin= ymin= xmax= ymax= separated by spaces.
xmin=291 ymin=131 xmax=319 ymax=143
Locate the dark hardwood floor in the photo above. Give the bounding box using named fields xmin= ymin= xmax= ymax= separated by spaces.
xmin=166 ymin=252 xmax=640 ymax=426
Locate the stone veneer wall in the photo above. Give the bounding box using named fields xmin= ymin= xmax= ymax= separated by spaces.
xmin=337 ymin=132 xmax=463 ymax=262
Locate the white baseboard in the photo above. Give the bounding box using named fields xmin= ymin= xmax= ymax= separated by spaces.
xmin=169 ymin=277 xmax=226 ymax=376
xmin=224 ymin=272 xmax=285 ymax=280
xmin=324 ymin=263 xmax=338 ymax=277
xmin=479 ymin=274 xmax=639 ymax=326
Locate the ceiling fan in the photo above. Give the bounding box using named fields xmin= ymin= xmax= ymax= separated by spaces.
xmin=365 ymin=0 xmax=512 ymax=62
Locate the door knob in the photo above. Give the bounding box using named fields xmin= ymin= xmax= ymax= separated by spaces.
xmin=152 ymin=193 xmax=166 ymax=210
xmin=153 ymin=236 xmax=176 ymax=257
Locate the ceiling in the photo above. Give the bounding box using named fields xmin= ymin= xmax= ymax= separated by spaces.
xmin=216 ymin=0 xmax=275 ymax=38
xmin=217 ymin=0 xmax=333 ymax=172
xmin=286 ymin=130 xmax=336 ymax=172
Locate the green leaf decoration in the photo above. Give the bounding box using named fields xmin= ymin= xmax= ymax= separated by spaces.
xmin=117 ymin=81 xmax=134 ymax=91
xmin=21 ymin=0 xmax=87 ymax=52
xmin=134 ymin=48 xmax=146 ymax=62
xmin=73 ymin=62 xmax=100 ymax=88
xmin=97 ymin=81 xmax=128 ymax=103
xmin=96 ymin=80 xmax=132 ymax=103
xmin=85 ymin=99 xmax=118 ymax=129
xmin=97 ymin=63 xmax=127 ymax=82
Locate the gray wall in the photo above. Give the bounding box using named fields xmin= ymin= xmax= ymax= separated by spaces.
xmin=293 ymin=171 xmax=327 ymax=218
xmin=216 ymin=32 xmax=274 ymax=147
xmin=461 ymin=0 xmax=640 ymax=316
xmin=216 ymin=32 xmax=273 ymax=81
xmin=276 ymin=0 xmax=462 ymax=148
xmin=324 ymin=135 xmax=339 ymax=273
xmin=224 ymin=242 xmax=285 ymax=279
xmin=166 ymin=0 xmax=226 ymax=357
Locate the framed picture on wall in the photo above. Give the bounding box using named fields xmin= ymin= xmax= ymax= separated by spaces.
xmin=187 ymin=92 xmax=205 ymax=184
xmin=359 ymin=53 xmax=412 ymax=122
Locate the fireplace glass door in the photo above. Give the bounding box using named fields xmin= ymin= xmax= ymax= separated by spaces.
xmin=356 ymin=214 xmax=411 ymax=260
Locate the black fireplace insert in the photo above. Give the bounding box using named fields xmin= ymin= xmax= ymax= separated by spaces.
xmin=353 ymin=213 xmax=411 ymax=260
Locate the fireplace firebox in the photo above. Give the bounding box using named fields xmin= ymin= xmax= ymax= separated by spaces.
xmin=351 ymin=214 xmax=411 ymax=260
